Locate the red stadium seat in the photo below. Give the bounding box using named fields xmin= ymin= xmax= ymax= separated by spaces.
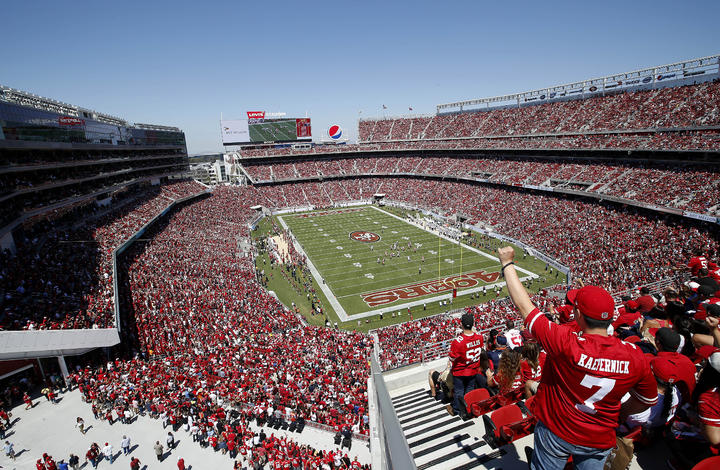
xmin=483 ymin=403 xmax=537 ymax=448
xmin=467 ymin=388 xmax=524 ymax=418
xmin=490 ymin=405 xmax=523 ymax=440
xmin=524 ymin=395 xmax=535 ymax=410
xmin=692 ymin=456 xmax=720 ymax=470
xmin=464 ymin=388 xmax=490 ymax=415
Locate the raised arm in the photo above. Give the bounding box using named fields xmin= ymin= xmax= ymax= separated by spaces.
xmin=706 ymin=316 xmax=720 ymax=347
xmin=498 ymin=246 xmax=537 ymax=319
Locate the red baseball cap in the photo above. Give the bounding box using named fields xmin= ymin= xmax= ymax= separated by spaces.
xmin=565 ymin=289 xmax=579 ymax=305
xmin=572 ymin=286 xmax=615 ymax=321
xmin=650 ymin=356 xmax=680 ymax=384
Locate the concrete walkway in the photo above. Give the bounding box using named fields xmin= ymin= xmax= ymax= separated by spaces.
xmin=1 ymin=388 xmax=370 ymax=470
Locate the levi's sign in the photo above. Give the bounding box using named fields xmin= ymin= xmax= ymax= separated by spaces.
xmin=247 ymin=111 xmax=265 ymax=120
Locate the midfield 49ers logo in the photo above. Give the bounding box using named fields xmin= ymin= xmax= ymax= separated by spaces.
xmin=349 ymin=231 xmax=380 ymax=243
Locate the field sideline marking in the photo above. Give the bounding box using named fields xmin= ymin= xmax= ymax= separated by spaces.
xmin=276 ymin=213 xmax=351 ymax=321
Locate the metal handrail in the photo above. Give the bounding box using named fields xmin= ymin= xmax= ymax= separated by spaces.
xmin=370 ymin=354 xmax=417 ymax=470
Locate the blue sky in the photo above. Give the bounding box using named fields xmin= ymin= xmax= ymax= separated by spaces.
xmin=2 ymin=0 xmax=719 ymax=154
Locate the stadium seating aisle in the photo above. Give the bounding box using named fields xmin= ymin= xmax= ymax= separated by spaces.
xmin=386 ymin=380 xmax=669 ymax=470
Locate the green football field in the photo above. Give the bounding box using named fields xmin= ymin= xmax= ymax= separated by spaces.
xmin=249 ymin=120 xmax=297 ymax=142
xmin=279 ymin=205 xmax=539 ymax=319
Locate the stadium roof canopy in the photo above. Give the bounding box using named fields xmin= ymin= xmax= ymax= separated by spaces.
xmin=437 ymin=54 xmax=720 ymax=113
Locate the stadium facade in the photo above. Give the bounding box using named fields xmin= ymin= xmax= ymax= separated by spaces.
xmin=0 ymin=84 xmax=195 ymax=381
xmin=0 ymin=83 xmax=190 ymax=253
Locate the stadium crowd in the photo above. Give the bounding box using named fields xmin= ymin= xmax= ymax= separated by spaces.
xmin=1 ymin=186 xmax=371 ymax=468
xmin=359 ymin=81 xmax=720 ymax=140
xmin=376 ymin=295 xmax=562 ymax=371
xmin=0 ymin=180 xmax=206 ymax=330
xmin=1 ymin=158 xmax=718 ymax=467
xmin=241 ymin=156 xmax=720 ymax=215
xmin=415 ymin=246 xmax=720 ymax=469
xmin=111 ymin=189 xmax=370 ymax=426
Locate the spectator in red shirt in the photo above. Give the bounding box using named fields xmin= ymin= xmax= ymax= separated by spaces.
xmin=521 ymin=342 xmax=546 ymax=398
xmin=688 ymin=250 xmax=709 ymax=277
xmin=486 ymin=349 xmax=523 ymax=394
xmin=499 ymin=246 xmax=657 ymax=470
xmin=550 ymin=290 xmax=577 ymax=324
xmin=447 ymin=313 xmax=486 ymax=418
xmin=667 ymin=348 xmax=720 ymax=469
xmin=636 ymin=287 xmax=657 ymax=315
xmin=654 ymin=328 xmax=697 ymax=401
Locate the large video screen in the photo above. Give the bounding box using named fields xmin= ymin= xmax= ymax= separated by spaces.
xmin=221 ymin=118 xmax=311 ymax=145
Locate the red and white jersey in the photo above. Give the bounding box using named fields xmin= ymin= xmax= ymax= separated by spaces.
xmin=524 ymin=308 xmax=658 ymax=449
xmin=504 ymin=328 xmax=524 ymax=348
xmin=556 ymin=305 xmax=575 ymax=324
xmin=635 ymin=295 xmax=656 ymax=314
xmin=698 ymin=387 xmax=720 ymax=452
xmin=695 ymin=297 xmax=720 ymax=322
xmin=689 ymin=256 xmax=709 ymax=276
xmin=492 ymin=369 xmax=524 ymax=393
xmin=449 ymin=332 xmax=484 ymax=376
xmin=521 ymin=351 xmax=546 ymax=382
xmin=698 ymin=387 xmax=720 ymax=428
xmin=655 ymin=351 xmax=696 ymax=401
xmin=708 ymin=262 xmax=720 ymax=282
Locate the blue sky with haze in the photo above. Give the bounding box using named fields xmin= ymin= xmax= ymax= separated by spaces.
xmin=2 ymin=0 xmax=719 ymax=154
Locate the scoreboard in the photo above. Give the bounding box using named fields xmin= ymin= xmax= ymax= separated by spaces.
xmin=221 ymin=112 xmax=311 ymax=145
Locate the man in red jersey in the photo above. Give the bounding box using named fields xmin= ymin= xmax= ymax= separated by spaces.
xmin=635 ymin=287 xmax=656 ymax=316
xmin=550 ymin=289 xmax=578 ymax=324
xmin=688 ymin=250 xmax=709 ymax=277
xmin=447 ymin=312 xmax=486 ymax=418
xmin=654 ymin=328 xmax=696 ymax=401
xmin=498 ymin=246 xmax=657 ymax=469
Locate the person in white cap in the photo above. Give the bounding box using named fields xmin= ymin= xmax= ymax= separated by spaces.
xmin=102 ymin=442 xmax=114 ymax=464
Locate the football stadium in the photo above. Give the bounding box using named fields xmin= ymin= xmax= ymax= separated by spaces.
xmin=2 ymin=5 xmax=720 ymax=470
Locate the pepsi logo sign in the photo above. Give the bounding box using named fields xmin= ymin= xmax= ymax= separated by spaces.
xmin=328 ymin=125 xmax=342 ymax=140
xmin=349 ymin=231 xmax=380 ymax=243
